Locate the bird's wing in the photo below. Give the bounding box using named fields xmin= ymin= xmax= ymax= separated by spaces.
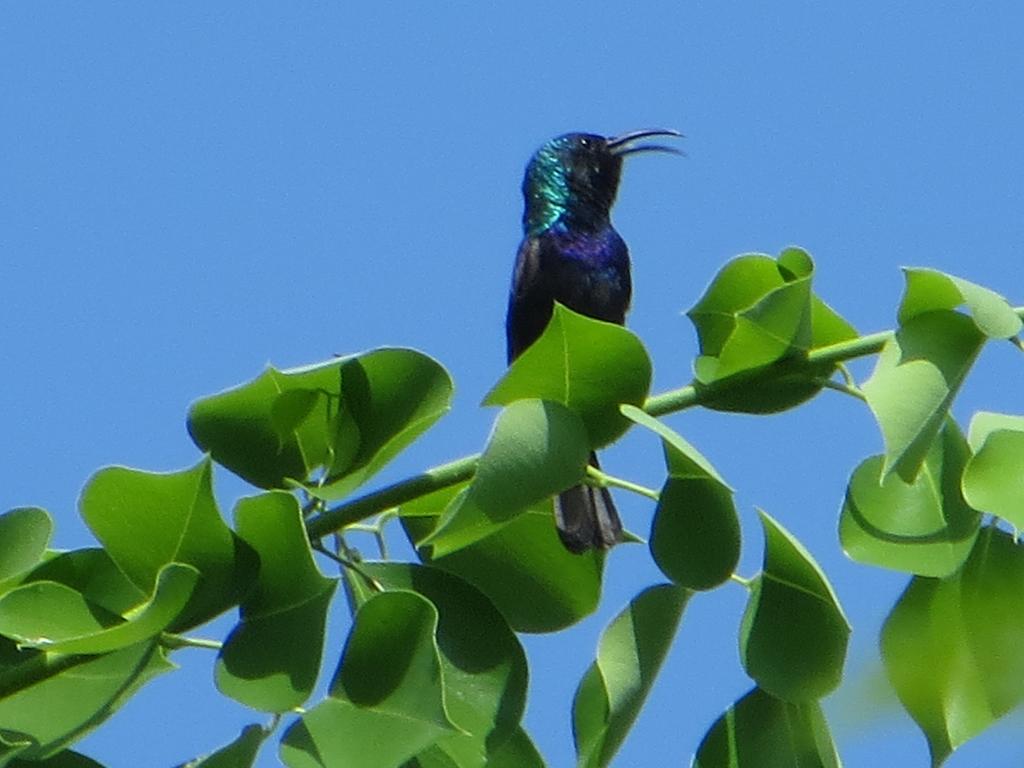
xmin=510 ymin=236 xmax=543 ymax=301
xmin=505 ymin=237 xmax=549 ymax=362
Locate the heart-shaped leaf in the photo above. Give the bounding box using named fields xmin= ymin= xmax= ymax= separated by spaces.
xmin=485 ymin=304 xmax=651 ymax=448
xmin=740 ymin=512 xmax=849 ymax=701
xmin=693 ymin=687 xmax=841 ymax=767
xmin=840 ymin=420 xmax=980 ymax=577
xmin=864 ymin=310 xmax=984 ymax=482
xmin=423 ymin=400 xmax=589 ymax=556
xmin=216 ymin=492 xmax=337 ymax=712
xmin=572 ymin=585 xmax=689 ymax=768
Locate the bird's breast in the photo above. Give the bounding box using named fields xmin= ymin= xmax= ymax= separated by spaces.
xmin=544 ymin=225 xmax=631 ymax=323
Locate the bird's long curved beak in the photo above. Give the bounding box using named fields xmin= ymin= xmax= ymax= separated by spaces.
xmin=607 ymin=128 xmax=685 ymax=157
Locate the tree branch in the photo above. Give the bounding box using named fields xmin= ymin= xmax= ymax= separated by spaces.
xmin=306 ymin=310 xmax=1024 ymax=541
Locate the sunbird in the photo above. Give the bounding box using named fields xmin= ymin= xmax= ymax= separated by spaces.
xmin=505 ymin=129 xmax=682 ymax=553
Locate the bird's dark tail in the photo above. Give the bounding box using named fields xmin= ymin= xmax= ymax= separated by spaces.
xmin=554 ymin=453 xmax=622 ymax=554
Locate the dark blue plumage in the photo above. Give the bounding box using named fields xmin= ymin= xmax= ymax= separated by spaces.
xmin=505 ymin=129 xmax=681 ymax=553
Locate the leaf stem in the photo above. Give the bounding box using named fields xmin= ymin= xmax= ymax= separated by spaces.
xmin=817 ymin=378 xmax=867 ymax=401
xmin=161 ymin=633 xmax=223 ymax=651
xmin=313 ymin=538 xmax=384 ymax=595
xmin=730 ymin=573 xmax=754 ymax=589
xmin=586 ymin=465 xmax=660 ymax=501
xmin=837 ymin=363 xmax=856 ymax=388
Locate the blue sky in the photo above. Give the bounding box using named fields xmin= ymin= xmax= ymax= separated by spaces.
xmin=3 ymin=4 xmax=1023 ymax=766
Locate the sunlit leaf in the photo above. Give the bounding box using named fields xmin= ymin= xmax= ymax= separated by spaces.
xmin=687 ymin=248 xmax=857 ymax=414
xmin=482 ymin=727 xmax=545 ymax=768
xmin=188 ymin=350 xmax=452 ymax=499
xmin=404 ymin=728 xmax=547 ymax=768
xmin=881 ymin=528 xmax=1024 ymax=766
xmin=651 ymin=478 xmax=739 ymax=590
xmin=0 ymin=638 xmax=173 ymax=760
xmin=279 ymin=591 xmax=457 ymax=768
xmin=316 ymin=350 xmax=455 ymax=499
xmin=899 ymin=268 xmax=1022 ymax=340
xmin=0 ymin=734 xmax=32 ymax=764
xmin=174 ymin=724 xmax=266 ymax=768
xmin=693 ymin=687 xmax=841 ymax=767
xmin=622 ymin=406 xmax=739 ymax=590
xmin=619 ymin=405 xmax=728 ymax=485
xmin=484 ymin=304 xmax=651 ymax=447
xmin=863 ymin=311 xmax=984 ymax=482
xmin=572 ymin=584 xmax=689 ymax=768
xmin=79 ymin=459 xmax=256 ymax=630
xmin=0 ymin=508 xmax=52 ymax=592
xmin=840 ymin=420 xmax=980 ymax=577
xmin=423 ymin=400 xmax=589 ymax=556
xmin=962 ymin=412 xmax=1024 ymax=528
xmin=25 ymin=548 xmax=146 ymax=617
xmin=362 ymin=562 xmax=527 ymax=750
xmin=689 ymin=251 xmax=814 ymax=382
xmin=216 ymin=492 xmax=337 ymax=712
xmin=0 ymin=563 xmax=197 ymax=654
xmin=740 ymin=512 xmax=849 ymax=701
xmin=404 ymin=503 xmax=604 ymax=633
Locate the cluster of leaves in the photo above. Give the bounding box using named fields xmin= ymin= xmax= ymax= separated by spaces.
xmin=0 ymin=248 xmax=1022 ymax=767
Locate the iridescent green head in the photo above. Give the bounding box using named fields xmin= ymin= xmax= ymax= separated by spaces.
xmin=521 ymin=129 xmax=682 ymax=235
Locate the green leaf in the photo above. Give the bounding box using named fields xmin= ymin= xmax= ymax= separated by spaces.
xmin=650 ymin=478 xmax=740 ymax=591
xmin=962 ymin=412 xmax=1024 ymax=528
xmin=0 ymin=508 xmax=52 ymax=591
xmin=740 ymin=512 xmax=849 ymax=701
xmin=863 ymin=311 xmax=985 ymax=482
xmin=315 ymin=350 xmax=456 ymax=499
xmin=619 ymin=405 xmax=728 ymax=485
xmin=405 ymin=726 xmax=546 ymax=768
xmin=404 ymin=502 xmax=604 ymax=633
xmin=484 ymin=304 xmax=651 ymax=448
xmin=0 ymin=735 xmax=32 ymax=765
xmin=24 ymin=548 xmax=146 ymax=617
xmin=840 ymin=420 xmax=980 ymax=577
xmin=966 ymin=410 xmax=1024 ymax=449
xmin=687 ymin=249 xmax=857 ymax=414
xmin=621 ymin=406 xmax=740 ymax=590
xmin=423 ymin=400 xmax=590 ymax=556
xmin=333 ymin=591 xmax=454 ymax=732
xmin=692 ymin=687 xmax=841 ymax=767
xmin=362 ymin=562 xmax=528 ymax=750
xmin=691 ymin=253 xmax=813 ymax=382
xmin=881 ymin=528 xmax=1024 ymax=766
xmin=960 ymin=529 xmax=1024 ymax=725
xmin=899 ymin=267 xmax=1022 ymax=339
xmin=0 ymin=639 xmax=173 ymax=760
xmin=281 ymin=699 xmax=445 ymax=768
xmin=8 ymin=751 xmax=107 ymax=768
xmin=483 ymin=727 xmax=545 ymax=768
xmin=572 ymin=585 xmax=689 ymax=768
xmin=174 ymin=724 xmax=266 ymax=768
xmin=405 ymin=726 xmax=545 ymax=768
xmin=216 ymin=492 xmax=337 ymax=712
xmin=0 ymin=737 xmax=32 ymax=765
xmin=0 ymin=563 xmax=197 ymax=654
xmin=280 ymin=591 xmax=458 ymax=768
xmin=188 ymin=349 xmax=453 ymax=498
xmin=188 ymin=359 xmax=339 ymax=489
xmin=79 ymin=459 xmax=257 ymax=629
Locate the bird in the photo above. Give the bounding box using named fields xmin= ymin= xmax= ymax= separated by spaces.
xmin=505 ymin=129 xmax=682 ymax=553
